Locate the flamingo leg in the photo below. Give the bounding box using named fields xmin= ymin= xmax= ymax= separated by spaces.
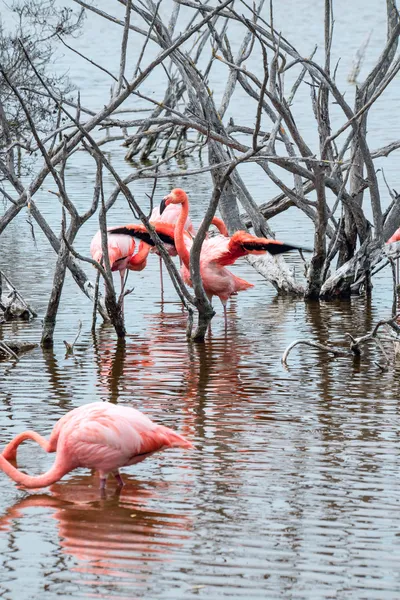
xmin=100 ymin=476 xmax=107 ymax=495
xmin=159 ymin=255 xmax=164 ymax=299
xmin=219 ymin=298 xmax=228 ymax=328
xmin=120 ymin=270 xmax=125 ymax=313
xmin=178 ymin=256 xmax=184 ymax=310
xmin=114 ymin=472 xmax=125 ymax=487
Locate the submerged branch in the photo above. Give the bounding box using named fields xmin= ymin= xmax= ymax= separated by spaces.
xmin=282 ymin=339 xmax=350 ymax=366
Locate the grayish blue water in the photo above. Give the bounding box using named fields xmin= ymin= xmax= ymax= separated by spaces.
xmin=1 ymin=1 xmax=400 ymax=598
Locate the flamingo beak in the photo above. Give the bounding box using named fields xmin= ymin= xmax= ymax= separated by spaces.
xmin=160 ymin=196 xmax=169 ymax=214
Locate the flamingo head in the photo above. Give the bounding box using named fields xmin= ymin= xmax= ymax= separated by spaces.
xmin=160 ymin=188 xmax=188 ymax=214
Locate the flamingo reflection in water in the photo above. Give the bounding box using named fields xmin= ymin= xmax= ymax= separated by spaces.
xmin=0 ymin=473 xmax=191 ymax=589
xmin=89 ymin=306 xmax=252 ymax=449
xmin=93 ymin=329 xmax=155 ymax=404
xmin=140 ymin=303 xmax=261 ymax=436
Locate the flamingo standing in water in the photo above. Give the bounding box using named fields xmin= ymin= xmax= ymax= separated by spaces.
xmin=0 ymin=402 xmax=193 ymax=492
xmin=90 ymin=197 xmax=227 ymax=302
xmin=111 ymin=188 xmax=309 ymax=322
xmin=149 ymin=198 xmax=229 ymax=296
xmin=148 ymin=201 xmax=195 ymax=296
xmin=160 ymin=188 xmax=310 ymax=320
xmin=90 ymin=230 xmax=149 ymax=290
xmin=148 ymin=199 xmax=228 ymax=295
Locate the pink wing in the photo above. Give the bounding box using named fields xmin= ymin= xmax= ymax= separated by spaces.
xmin=197 ymin=235 xmax=232 ymax=265
xmin=90 ymin=231 xmax=136 ymax=270
xmin=66 ymin=419 xmax=142 ymax=472
xmin=49 ymin=402 xmax=112 ymax=451
xmin=90 ymin=230 xmax=103 ymax=263
xmin=200 ymin=231 xmax=305 ymax=267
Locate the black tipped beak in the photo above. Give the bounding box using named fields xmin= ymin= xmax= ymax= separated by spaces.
xmin=159 ymin=198 xmax=167 ymax=215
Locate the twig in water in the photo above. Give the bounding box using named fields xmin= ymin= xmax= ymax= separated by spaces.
xmin=0 ymin=341 xmax=20 ymax=361
xmin=63 ymin=320 xmax=83 ymax=355
xmin=0 ymin=269 xmax=37 ymax=318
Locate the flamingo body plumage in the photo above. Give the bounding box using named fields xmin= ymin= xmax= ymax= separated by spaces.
xmin=90 ymin=230 xmax=149 ymax=288
xmin=386 ymin=228 xmax=400 ymax=284
xmin=179 ymin=233 xmax=254 ymax=305
xmin=90 ymin=231 xmax=136 ymax=274
xmin=150 ymin=202 xmax=195 ymax=247
xmin=387 ymin=228 xmax=400 ymax=244
xmin=0 ymin=402 xmax=193 ymax=490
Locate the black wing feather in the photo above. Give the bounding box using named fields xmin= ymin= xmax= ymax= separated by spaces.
xmin=110 ymin=227 xmax=175 ymax=247
xmin=242 ymin=241 xmax=313 ymax=255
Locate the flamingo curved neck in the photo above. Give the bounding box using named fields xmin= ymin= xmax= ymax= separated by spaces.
xmin=0 ymin=454 xmax=70 ymax=489
xmin=2 ymin=431 xmax=50 ymax=461
xmin=175 ymin=198 xmax=191 ymax=268
xmin=129 ymin=242 xmax=150 ymax=269
xmin=211 ymin=217 xmax=228 ymax=237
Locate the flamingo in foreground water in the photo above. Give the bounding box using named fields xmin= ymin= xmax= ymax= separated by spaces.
xmin=0 ymin=402 xmax=193 ymax=491
xmin=111 ymin=188 xmax=309 ymax=321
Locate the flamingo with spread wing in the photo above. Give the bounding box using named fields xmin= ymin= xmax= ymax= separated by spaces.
xmin=110 ymin=188 xmax=309 ymax=322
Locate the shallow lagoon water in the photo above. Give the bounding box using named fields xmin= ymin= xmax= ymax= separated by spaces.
xmin=1 ymin=1 xmax=400 ymax=598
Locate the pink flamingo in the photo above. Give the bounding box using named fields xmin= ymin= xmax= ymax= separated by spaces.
xmin=387 ymin=228 xmax=400 ymax=282
xmin=159 ymin=188 xmax=308 ymax=320
xmin=149 ymin=201 xmax=194 ymax=296
xmin=90 ymin=194 xmax=227 ymax=301
xmin=150 ymin=197 xmax=228 ymax=296
xmin=149 ymin=198 xmax=228 ymax=295
xmin=111 ymin=189 xmax=308 ymax=322
xmin=0 ymin=402 xmax=193 ymax=491
xmin=148 ymin=198 xmax=228 ymax=294
xmin=90 ymin=230 xmax=149 ymax=292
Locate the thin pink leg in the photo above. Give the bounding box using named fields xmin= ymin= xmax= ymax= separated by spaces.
xmin=100 ymin=477 xmax=107 ymax=494
xmin=120 ymin=270 xmax=125 ymax=313
xmin=159 ymin=256 xmax=164 ymax=300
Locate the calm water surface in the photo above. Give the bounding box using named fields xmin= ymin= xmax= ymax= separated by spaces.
xmin=1 ymin=1 xmax=400 ymax=598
